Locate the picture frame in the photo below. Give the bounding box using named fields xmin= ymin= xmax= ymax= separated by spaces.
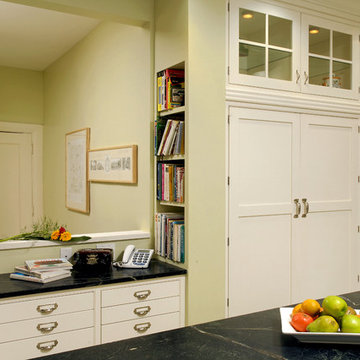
xmin=88 ymin=145 xmax=138 ymax=184
xmin=65 ymin=128 xmax=90 ymax=213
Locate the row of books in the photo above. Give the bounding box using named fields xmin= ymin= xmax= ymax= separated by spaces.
xmin=157 ymin=68 xmax=185 ymax=112
xmin=155 ymin=213 xmax=185 ymax=263
xmin=157 ymin=163 xmax=184 ymax=203
xmin=10 ymin=258 xmax=72 ymax=284
xmin=155 ymin=119 xmax=184 ymax=156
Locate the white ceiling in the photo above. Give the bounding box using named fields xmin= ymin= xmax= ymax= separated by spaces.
xmin=0 ymin=1 xmax=100 ymax=71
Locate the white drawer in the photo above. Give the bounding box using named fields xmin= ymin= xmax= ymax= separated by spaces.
xmin=102 ymin=279 xmax=180 ymax=307
xmin=102 ymin=312 xmax=180 ymax=343
xmin=0 ymin=309 xmax=94 ymax=343
xmin=102 ymin=296 xmax=179 ymax=324
xmin=0 ymin=327 xmax=94 ymax=360
xmin=0 ymin=291 xmax=94 ymax=324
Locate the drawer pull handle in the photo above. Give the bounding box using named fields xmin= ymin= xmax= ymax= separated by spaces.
xmin=36 ymin=340 xmax=58 ymax=352
xmin=134 ymin=290 xmax=151 ymax=300
xmin=37 ymin=303 xmax=58 ymax=314
xmin=134 ymin=306 xmax=151 ymax=316
xmin=134 ymin=322 xmax=151 ymax=333
xmin=37 ymin=321 xmax=58 ymax=333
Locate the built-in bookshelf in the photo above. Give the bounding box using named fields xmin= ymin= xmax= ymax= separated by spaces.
xmin=154 ymin=63 xmax=185 ymax=264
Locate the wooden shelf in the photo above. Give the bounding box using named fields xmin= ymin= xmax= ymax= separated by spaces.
xmin=159 ymin=106 xmax=185 ymax=117
xmin=159 ymin=201 xmax=185 ymax=208
xmin=156 ymin=154 xmax=185 ymax=161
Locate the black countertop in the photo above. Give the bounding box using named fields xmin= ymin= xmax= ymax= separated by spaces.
xmin=0 ymin=260 xmax=186 ymax=299
xmin=35 ymin=291 xmax=360 ymax=360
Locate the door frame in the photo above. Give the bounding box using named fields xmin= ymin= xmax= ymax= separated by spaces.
xmin=0 ymin=122 xmax=43 ymax=222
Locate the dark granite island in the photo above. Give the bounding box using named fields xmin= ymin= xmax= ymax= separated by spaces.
xmin=35 ymin=291 xmax=360 ymax=360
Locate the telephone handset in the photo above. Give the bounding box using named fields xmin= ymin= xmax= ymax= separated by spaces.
xmin=113 ymin=245 xmax=154 ymax=269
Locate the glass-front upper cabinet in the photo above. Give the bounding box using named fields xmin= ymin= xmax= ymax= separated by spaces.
xmin=301 ymin=15 xmax=359 ymax=99
xmin=229 ymin=0 xmax=301 ymax=92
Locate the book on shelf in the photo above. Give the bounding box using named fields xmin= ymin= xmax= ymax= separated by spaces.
xmin=14 ymin=265 xmax=71 ymax=279
xmin=25 ymin=258 xmax=73 ymax=271
xmin=10 ymin=271 xmax=71 ymax=284
xmin=154 ymin=119 xmax=167 ymax=154
xmin=157 ymin=70 xmax=166 ymax=112
xmin=157 ymin=164 xmax=184 ymax=203
xmin=156 ymin=119 xmax=184 ymax=156
xmin=155 ymin=212 xmax=184 ymax=262
xmin=162 ymin=120 xmax=179 ymax=156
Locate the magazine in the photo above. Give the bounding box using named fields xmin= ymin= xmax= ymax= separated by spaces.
xmin=14 ymin=265 xmax=71 ymax=279
xmin=25 ymin=258 xmax=73 ymax=271
xmin=10 ymin=271 xmax=71 ymax=284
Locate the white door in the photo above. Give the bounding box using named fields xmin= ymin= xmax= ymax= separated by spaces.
xmin=228 ymin=107 xmax=300 ymax=316
xmin=0 ymin=132 xmax=33 ymax=238
xmin=291 ymin=115 xmax=358 ymax=302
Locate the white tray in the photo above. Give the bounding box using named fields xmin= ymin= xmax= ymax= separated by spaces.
xmin=280 ymin=307 xmax=360 ymax=344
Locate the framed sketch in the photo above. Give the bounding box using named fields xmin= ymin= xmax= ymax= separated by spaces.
xmin=65 ymin=128 xmax=90 ymax=213
xmin=88 ymin=145 xmax=137 ymax=184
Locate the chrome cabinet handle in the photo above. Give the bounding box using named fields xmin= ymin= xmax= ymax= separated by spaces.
xmin=36 ymin=340 xmax=58 ymax=352
xmin=302 ymin=198 xmax=309 ymax=217
xmin=134 ymin=322 xmax=151 ymax=333
xmin=134 ymin=306 xmax=151 ymax=317
xmin=37 ymin=321 xmax=58 ymax=333
xmin=134 ymin=290 xmax=151 ymax=300
xmin=36 ymin=303 xmax=58 ymax=314
xmin=296 ymin=70 xmax=300 ymax=84
xmin=294 ymin=199 xmax=301 ymax=218
xmin=304 ymin=71 xmax=309 ymax=85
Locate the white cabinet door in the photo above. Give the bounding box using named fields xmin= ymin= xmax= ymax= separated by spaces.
xmin=228 ymin=107 xmax=300 ymax=316
xmin=291 ymin=115 xmax=358 ymax=302
xmin=229 ymin=0 xmax=301 ymax=92
xmin=301 ymin=15 xmax=359 ymax=100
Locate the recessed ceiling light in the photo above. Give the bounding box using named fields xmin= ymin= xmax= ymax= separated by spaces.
xmin=242 ymin=12 xmax=253 ymax=19
xmin=309 ymin=27 xmax=320 ymax=34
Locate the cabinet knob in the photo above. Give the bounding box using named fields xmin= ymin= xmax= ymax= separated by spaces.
xmin=294 ymin=198 xmax=301 ymax=218
xmin=134 ymin=322 xmax=151 ymax=333
xmin=296 ymin=70 xmax=300 ymax=84
xmin=36 ymin=303 xmax=58 ymax=314
xmin=36 ymin=340 xmax=58 ymax=352
xmin=134 ymin=290 xmax=151 ymax=300
xmin=302 ymin=198 xmax=309 ymax=217
xmin=304 ymin=71 xmax=309 ymax=85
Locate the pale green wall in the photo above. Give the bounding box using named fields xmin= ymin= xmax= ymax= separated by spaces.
xmin=43 ymin=21 xmax=152 ymax=235
xmin=0 ymin=66 xmax=43 ymax=124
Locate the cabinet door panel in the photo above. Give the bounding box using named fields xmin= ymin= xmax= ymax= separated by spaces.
xmin=228 ymin=108 xmax=299 ymax=316
xmin=292 ymin=212 xmax=351 ymax=302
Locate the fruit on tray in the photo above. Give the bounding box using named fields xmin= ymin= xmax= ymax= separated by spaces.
xmin=289 ymin=295 xmax=359 ymax=333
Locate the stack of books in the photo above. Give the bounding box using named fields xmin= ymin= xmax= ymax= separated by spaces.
xmin=10 ymin=258 xmax=73 ymax=283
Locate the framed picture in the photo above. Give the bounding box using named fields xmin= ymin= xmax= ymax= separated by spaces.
xmin=65 ymin=128 xmax=90 ymax=213
xmin=88 ymin=145 xmax=138 ymax=184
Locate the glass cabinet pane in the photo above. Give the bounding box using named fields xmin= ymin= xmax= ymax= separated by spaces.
xmin=333 ymin=31 xmax=352 ymax=61
xmin=269 ymin=16 xmax=292 ymax=49
xmin=239 ymin=44 xmax=265 ymax=76
xmin=269 ymin=49 xmax=292 ymax=80
xmin=309 ymin=56 xmax=329 ymax=86
xmin=333 ymin=61 xmax=351 ymax=89
xmin=239 ymin=8 xmax=265 ymax=44
xmin=309 ymin=26 xmax=330 ymax=56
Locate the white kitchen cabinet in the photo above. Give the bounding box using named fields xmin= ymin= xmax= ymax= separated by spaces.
xmin=228 ymin=0 xmax=359 ymax=99
xmin=228 ymin=107 xmax=358 ymax=316
xmin=0 ymin=275 xmax=185 ymax=359
xmin=101 ymin=277 xmax=185 ymax=342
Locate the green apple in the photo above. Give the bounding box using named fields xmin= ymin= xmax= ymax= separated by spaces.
xmin=341 ymin=315 xmax=360 ymax=333
xmin=322 ymin=296 xmax=348 ymax=320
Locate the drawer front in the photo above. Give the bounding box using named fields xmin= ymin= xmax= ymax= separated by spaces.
xmin=102 ymin=296 xmax=179 ymax=324
xmin=0 ymin=327 xmax=94 ymax=360
xmin=102 ymin=312 xmax=180 ymax=343
xmin=0 ymin=309 xmax=94 ymax=343
xmin=102 ymin=279 xmax=180 ymax=307
xmin=0 ymin=291 xmax=94 ymax=324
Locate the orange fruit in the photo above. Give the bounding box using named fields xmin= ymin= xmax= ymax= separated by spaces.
xmin=290 ymin=312 xmax=314 ymax=332
xmin=301 ymin=299 xmax=321 ymax=317
xmin=291 ymin=303 xmax=303 ymax=318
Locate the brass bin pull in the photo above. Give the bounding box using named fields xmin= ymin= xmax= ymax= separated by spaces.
xmin=302 ymin=198 xmax=309 ymax=217
xmin=134 ymin=290 xmax=151 ymax=300
xmin=304 ymin=71 xmax=309 ymax=85
xmin=294 ymin=199 xmax=301 ymax=218
xmin=36 ymin=303 xmax=58 ymax=314
xmin=134 ymin=322 xmax=151 ymax=333
xmin=296 ymin=70 xmax=300 ymax=84
xmin=37 ymin=321 xmax=58 ymax=333
xmin=134 ymin=306 xmax=151 ymax=317
xmin=36 ymin=340 xmax=58 ymax=352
